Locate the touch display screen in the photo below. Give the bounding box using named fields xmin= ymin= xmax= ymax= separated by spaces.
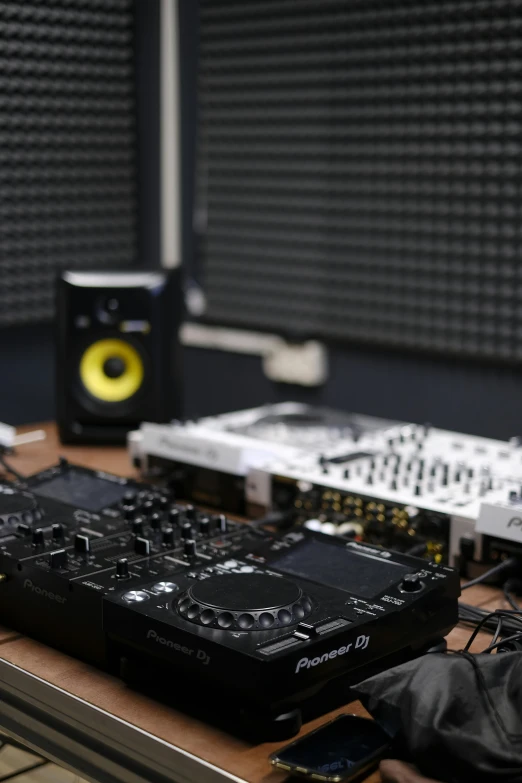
xmin=33 ymin=471 xmax=127 ymax=512
xmin=273 ymin=539 xmax=411 ymax=598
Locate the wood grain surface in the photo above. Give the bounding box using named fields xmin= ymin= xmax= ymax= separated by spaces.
xmin=0 ymin=424 xmax=509 ymax=782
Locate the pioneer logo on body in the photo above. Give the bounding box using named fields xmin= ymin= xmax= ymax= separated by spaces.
xmin=23 ymin=579 xmax=67 ymax=604
xmin=294 ymin=634 xmax=370 ymax=674
xmin=146 ymin=630 xmax=210 ymax=665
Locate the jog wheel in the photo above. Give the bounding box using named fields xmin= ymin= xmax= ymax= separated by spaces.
xmin=0 ymin=485 xmax=43 ymax=531
xmin=79 ymin=338 xmax=144 ymax=404
xmin=175 ymin=572 xmax=313 ymax=631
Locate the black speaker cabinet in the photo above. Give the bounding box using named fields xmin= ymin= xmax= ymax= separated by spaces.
xmin=56 ymin=270 xmax=183 ymax=444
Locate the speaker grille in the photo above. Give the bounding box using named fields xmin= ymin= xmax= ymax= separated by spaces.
xmin=0 ymin=0 xmax=138 ymax=327
xmin=197 ymin=0 xmax=522 ymax=362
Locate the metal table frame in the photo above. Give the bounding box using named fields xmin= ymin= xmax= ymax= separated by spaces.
xmin=0 ymin=658 xmax=244 ymax=783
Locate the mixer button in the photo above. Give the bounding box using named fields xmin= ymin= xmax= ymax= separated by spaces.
xmin=32 ymin=528 xmax=44 ymax=547
xmin=49 ymin=549 xmax=67 ymax=569
xmin=135 ymin=537 xmax=150 ymax=556
xmin=153 ymin=581 xmax=178 ymax=593
xmin=185 ymin=505 xmax=197 ymax=521
xmin=74 ymin=534 xmax=90 ymax=554
xmin=116 ymin=558 xmax=130 ymax=579
xmin=132 ymin=517 xmax=145 ymax=536
xmin=181 ymin=523 xmax=193 ymax=540
xmin=162 ymin=527 xmax=176 ymax=547
xmin=52 ymin=523 xmax=64 ymax=540
xmin=168 ymin=508 xmax=181 ymax=526
xmin=123 ymin=590 xmax=149 ymax=603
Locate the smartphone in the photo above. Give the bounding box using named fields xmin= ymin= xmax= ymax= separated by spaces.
xmin=269 ymin=714 xmax=392 ymax=782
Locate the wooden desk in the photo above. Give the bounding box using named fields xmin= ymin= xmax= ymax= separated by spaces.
xmin=0 ymin=424 xmax=506 ymax=783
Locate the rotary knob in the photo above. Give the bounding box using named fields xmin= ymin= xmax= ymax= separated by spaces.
xmin=399 ymin=574 xmax=424 ymax=593
xmin=175 ymin=573 xmax=313 ymax=631
xmin=0 ymin=485 xmax=43 ymax=532
xmin=116 ymin=558 xmax=130 ymax=579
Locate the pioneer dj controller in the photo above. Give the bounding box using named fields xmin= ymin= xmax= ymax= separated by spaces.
xmin=0 ymin=461 xmax=459 ymax=738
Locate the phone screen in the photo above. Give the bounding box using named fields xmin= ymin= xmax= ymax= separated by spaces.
xmin=271 ymin=714 xmax=391 ymax=781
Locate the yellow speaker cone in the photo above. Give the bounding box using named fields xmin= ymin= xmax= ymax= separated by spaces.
xmin=79 ymin=339 xmax=144 ymax=403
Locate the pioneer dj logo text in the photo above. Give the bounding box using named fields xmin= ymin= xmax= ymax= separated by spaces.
xmin=23 ymin=580 xmax=67 ymax=604
xmin=294 ymin=634 xmax=370 ymax=674
xmin=146 ymin=630 xmax=210 ymax=665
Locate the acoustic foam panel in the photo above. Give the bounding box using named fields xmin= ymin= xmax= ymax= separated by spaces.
xmin=0 ymin=0 xmax=138 ymax=327
xmin=197 ymin=0 xmax=522 ymax=362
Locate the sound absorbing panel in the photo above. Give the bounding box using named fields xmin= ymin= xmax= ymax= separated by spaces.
xmin=197 ymin=0 xmax=522 ymax=362
xmin=0 ymin=0 xmax=138 ymax=327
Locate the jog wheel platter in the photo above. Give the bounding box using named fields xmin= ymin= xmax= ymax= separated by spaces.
xmin=0 ymin=485 xmax=43 ymax=532
xmin=176 ymin=572 xmax=313 ymax=631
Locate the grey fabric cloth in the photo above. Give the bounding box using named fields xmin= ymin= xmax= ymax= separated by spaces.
xmin=351 ymin=651 xmax=522 ymax=782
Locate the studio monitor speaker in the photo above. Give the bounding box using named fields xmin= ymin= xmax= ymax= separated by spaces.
xmin=56 ymin=270 xmax=183 ymax=444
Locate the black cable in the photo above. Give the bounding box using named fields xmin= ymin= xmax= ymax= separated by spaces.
xmin=461 ymin=557 xmax=518 ymax=590
xmin=459 ymin=603 xmax=522 ymax=637
xmin=503 ymin=578 xmax=521 ymax=611
xmin=0 ymin=453 xmax=25 ymax=482
xmin=488 ymin=616 xmax=503 ymax=652
xmin=462 ymin=609 xmax=522 ymax=652
xmin=481 ymin=631 xmax=522 ymax=655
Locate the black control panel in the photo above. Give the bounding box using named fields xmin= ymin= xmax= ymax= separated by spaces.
xmin=0 ymin=462 xmax=460 ymax=739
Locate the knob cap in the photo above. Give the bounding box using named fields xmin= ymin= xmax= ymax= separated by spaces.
xmin=162 ymin=527 xmax=176 ymax=547
xmin=135 ymin=537 xmax=150 ymax=556
xmin=123 ymin=504 xmax=137 ymax=521
xmin=74 ymin=534 xmax=90 ymax=554
xmin=116 ymin=558 xmax=130 ymax=579
xmin=199 ymin=516 xmax=210 ymax=536
xmin=184 ymin=539 xmax=197 ymax=558
xmin=142 ymin=499 xmax=155 ymax=515
xmin=181 ymin=523 xmax=193 ymax=540
xmin=184 ymin=505 xmax=196 ymax=521
xmin=400 ymin=574 xmax=424 ymax=593
xmin=157 ymin=495 xmax=170 ymax=510
xmin=49 ymin=549 xmax=67 ymax=569
xmin=132 ymin=517 xmax=145 ymax=536
xmin=168 ymin=508 xmax=181 ymax=526
xmin=32 ymin=528 xmax=44 ymax=547
xmin=52 ymin=523 xmax=64 ymax=540
xmin=150 ymin=512 xmax=162 ymax=530
xmin=122 ymin=490 xmax=136 ymax=506
xmin=17 ymin=523 xmax=31 ymax=537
